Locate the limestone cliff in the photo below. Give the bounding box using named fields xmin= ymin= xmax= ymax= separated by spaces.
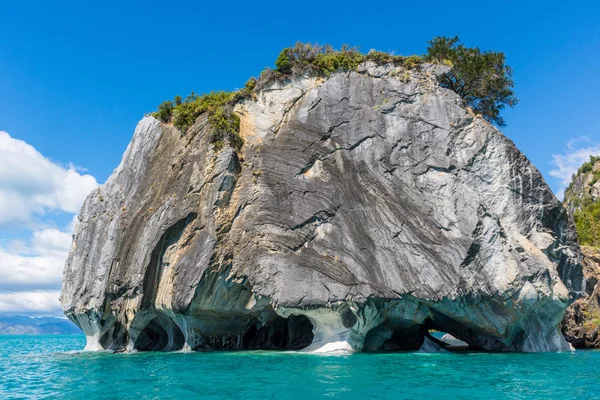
xmin=61 ymin=62 xmax=582 ymax=353
xmin=563 ymin=157 xmax=600 ymax=217
xmin=562 ymin=247 xmax=600 ymax=348
xmin=561 ymin=158 xmax=600 ymax=348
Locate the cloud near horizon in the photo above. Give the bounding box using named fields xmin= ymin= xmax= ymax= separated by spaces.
xmin=549 ymin=136 xmax=600 ymax=199
xmin=0 ymin=131 xmax=98 ymax=316
xmin=0 ymin=227 xmax=72 ymax=291
xmin=0 ymin=291 xmax=62 ymax=316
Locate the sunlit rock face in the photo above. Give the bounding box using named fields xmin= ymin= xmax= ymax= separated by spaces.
xmin=61 ymin=62 xmax=582 ymax=353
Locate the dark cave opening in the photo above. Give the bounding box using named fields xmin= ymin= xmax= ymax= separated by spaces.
xmin=424 ymin=316 xmax=475 ymax=351
xmin=99 ymin=320 xmax=128 ymax=350
xmin=242 ymin=314 xmax=314 ymax=350
xmin=362 ymin=317 xmax=474 ymax=352
xmin=134 ymin=317 xmax=185 ymax=351
xmin=363 ymin=323 xmax=427 ymax=352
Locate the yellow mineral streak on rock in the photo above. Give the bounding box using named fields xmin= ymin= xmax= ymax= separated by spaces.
xmin=236 ymin=105 xmax=260 ymax=145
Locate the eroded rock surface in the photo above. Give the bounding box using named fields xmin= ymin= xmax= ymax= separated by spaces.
xmin=559 ymin=158 xmax=600 ymax=348
xmin=562 ymin=248 xmax=600 ymax=348
xmin=61 ymin=63 xmax=582 ymax=353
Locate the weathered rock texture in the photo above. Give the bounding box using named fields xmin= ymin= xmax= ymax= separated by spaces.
xmin=563 ymin=158 xmax=600 ymax=216
xmin=562 ymin=247 xmax=600 ymax=348
xmin=561 ymin=159 xmax=600 ymax=348
xmin=61 ymin=62 xmax=582 ymax=353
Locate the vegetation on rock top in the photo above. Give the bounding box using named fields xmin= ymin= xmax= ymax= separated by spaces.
xmin=152 ymin=37 xmax=517 ymax=149
xmin=273 ymin=43 xmax=423 ymax=76
xmin=424 ymin=36 xmax=517 ymax=128
xmin=153 ymin=82 xmax=255 ymax=151
xmin=574 ymin=203 xmax=600 ymax=248
xmin=566 ymin=156 xmax=600 ymax=195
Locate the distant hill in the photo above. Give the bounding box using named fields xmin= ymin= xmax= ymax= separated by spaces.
xmin=0 ymin=316 xmax=82 ymax=334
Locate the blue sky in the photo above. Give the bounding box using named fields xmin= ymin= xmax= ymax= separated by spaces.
xmin=0 ymin=0 xmax=598 ymax=316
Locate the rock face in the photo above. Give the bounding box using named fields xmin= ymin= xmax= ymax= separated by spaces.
xmin=560 ymin=158 xmax=600 ymax=348
xmin=562 ymin=248 xmax=600 ymax=348
xmin=563 ymin=158 xmax=600 ymax=216
xmin=61 ymin=62 xmax=582 ymax=353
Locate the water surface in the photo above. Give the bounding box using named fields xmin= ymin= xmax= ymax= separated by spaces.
xmin=1 ymin=335 xmax=598 ymax=399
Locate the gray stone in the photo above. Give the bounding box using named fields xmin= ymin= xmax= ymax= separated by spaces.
xmin=61 ymin=65 xmax=582 ymax=353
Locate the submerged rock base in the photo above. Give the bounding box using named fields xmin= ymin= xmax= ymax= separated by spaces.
xmin=70 ymin=268 xmax=571 ymax=353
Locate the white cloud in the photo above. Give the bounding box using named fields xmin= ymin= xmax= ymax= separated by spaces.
xmin=31 ymin=228 xmax=72 ymax=256
xmin=0 ymin=131 xmax=98 ymax=316
xmin=549 ymin=137 xmax=600 ymax=199
xmin=0 ymin=131 xmax=98 ymax=225
xmin=0 ymin=228 xmax=72 ymax=291
xmin=0 ymin=291 xmax=62 ymax=316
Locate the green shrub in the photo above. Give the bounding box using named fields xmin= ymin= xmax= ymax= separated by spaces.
xmin=273 ymin=43 xmax=425 ymax=77
xmin=275 ymin=42 xmax=365 ymax=75
xmin=577 ymin=156 xmax=600 ymax=175
xmin=313 ymin=45 xmax=365 ymax=75
xmin=152 ymin=91 xmax=243 ymax=150
xmin=245 ymin=77 xmax=257 ymax=92
xmin=566 ymin=156 xmax=600 ymax=195
xmin=153 ymin=37 xmax=520 ymax=151
xmin=403 ymin=55 xmax=423 ymax=69
xmin=424 ymin=36 xmax=517 ymax=127
xmin=574 ymin=202 xmax=600 ymax=247
xmin=316 ymin=52 xmax=361 ymax=74
xmin=155 ymin=100 xmax=175 ymax=122
xmin=580 ymin=162 xmax=593 ymax=174
xmin=272 ymin=40 xmax=515 ymax=127
xmin=275 ymin=48 xmax=292 ymax=73
xmin=207 ymin=105 xmax=241 ymax=151
xmin=364 ymin=50 xmax=404 ymax=65
xmin=582 ymin=310 xmax=600 ymax=328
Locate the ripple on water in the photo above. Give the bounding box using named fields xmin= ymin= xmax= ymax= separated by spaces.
xmin=0 ymin=335 xmax=599 ymax=399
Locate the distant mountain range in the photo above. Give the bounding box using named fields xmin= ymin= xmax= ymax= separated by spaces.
xmin=0 ymin=316 xmax=82 ymax=334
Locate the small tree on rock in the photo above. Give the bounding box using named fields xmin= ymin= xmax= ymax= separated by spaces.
xmin=425 ymin=36 xmax=517 ymax=127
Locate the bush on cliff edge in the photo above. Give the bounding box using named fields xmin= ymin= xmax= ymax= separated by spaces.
xmin=153 ymin=37 xmax=518 ymax=150
xmin=424 ymin=36 xmax=517 ymax=128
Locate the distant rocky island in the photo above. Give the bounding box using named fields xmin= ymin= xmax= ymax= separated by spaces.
xmin=0 ymin=316 xmax=81 ymax=335
xmin=61 ymin=38 xmax=582 ymax=353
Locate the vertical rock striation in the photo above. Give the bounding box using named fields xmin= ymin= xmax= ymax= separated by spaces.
xmin=61 ymin=62 xmax=582 ymax=353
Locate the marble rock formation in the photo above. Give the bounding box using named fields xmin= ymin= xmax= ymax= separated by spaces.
xmin=61 ymin=62 xmax=582 ymax=353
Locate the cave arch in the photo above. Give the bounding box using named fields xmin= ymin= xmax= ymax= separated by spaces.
xmin=134 ymin=317 xmax=185 ymax=351
xmin=363 ymin=322 xmax=426 ymax=352
xmin=242 ymin=314 xmax=314 ymax=350
xmin=99 ymin=320 xmax=128 ymax=350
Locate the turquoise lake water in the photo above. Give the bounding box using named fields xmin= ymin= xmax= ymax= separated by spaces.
xmin=1 ymin=334 xmax=599 ymax=399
